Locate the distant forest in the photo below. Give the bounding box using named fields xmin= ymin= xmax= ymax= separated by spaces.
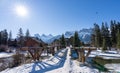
xmin=91 ymin=20 xmax=120 ymax=50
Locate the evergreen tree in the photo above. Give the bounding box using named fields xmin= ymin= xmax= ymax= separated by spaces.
xmin=101 ymin=22 xmax=106 ymax=47
xmin=91 ymin=34 xmax=95 ymax=46
xmin=69 ymin=36 xmax=74 ymax=46
xmin=0 ymin=31 xmax=5 ymax=45
xmin=102 ymin=37 xmax=107 ymax=51
xmin=101 ymin=23 xmax=111 ymax=50
xmin=8 ymin=31 xmax=12 ymax=46
xmin=110 ymin=20 xmax=117 ymax=47
xmin=94 ymin=23 xmax=102 ymax=47
xmin=117 ymin=30 xmax=120 ymax=49
xmin=18 ymin=28 xmax=24 ymax=37
xmin=110 ymin=21 xmax=114 ymax=46
xmin=17 ymin=28 xmax=24 ymax=47
xmin=92 ymin=20 xmax=120 ymax=49
xmin=103 ymin=23 xmax=110 ymax=47
xmin=73 ymin=31 xmax=80 ymax=47
xmin=118 ymin=22 xmax=120 ymax=31
xmin=101 ymin=22 xmax=106 ymax=37
xmin=8 ymin=31 xmax=12 ymax=40
xmin=105 ymin=23 xmax=111 ymax=48
xmin=14 ymin=39 xmax=17 ymax=47
xmin=60 ymin=34 xmax=66 ymax=48
xmin=25 ymin=29 xmax=30 ymax=39
xmin=111 ymin=20 xmax=117 ymax=47
xmin=0 ymin=32 xmax=1 ymax=45
xmin=3 ymin=29 xmax=8 ymax=45
xmin=114 ymin=20 xmax=118 ymax=34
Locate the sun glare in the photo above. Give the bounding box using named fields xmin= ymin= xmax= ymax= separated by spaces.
xmin=15 ymin=5 xmax=28 ymax=17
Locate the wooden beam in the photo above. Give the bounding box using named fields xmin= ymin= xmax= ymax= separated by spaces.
xmin=73 ymin=47 xmax=97 ymax=63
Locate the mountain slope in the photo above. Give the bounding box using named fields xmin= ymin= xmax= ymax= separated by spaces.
xmin=64 ymin=28 xmax=93 ymax=44
xmin=34 ymin=34 xmax=61 ymax=44
xmin=34 ymin=28 xmax=93 ymax=44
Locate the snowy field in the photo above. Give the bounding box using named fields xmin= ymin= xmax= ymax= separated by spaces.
xmin=86 ymin=50 xmax=120 ymax=73
xmin=1 ymin=47 xmax=120 ymax=73
xmin=0 ymin=47 xmax=99 ymax=73
xmin=0 ymin=52 xmax=14 ymax=58
xmin=0 ymin=48 xmax=67 ymax=73
xmin=105 ymin=64 xmax=120 ymax=72
xmin=85 ymin=50 xmax=120 ymax=59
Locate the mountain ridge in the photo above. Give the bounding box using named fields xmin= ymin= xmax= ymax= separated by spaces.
xmin=34 ymin=28 xmax=93 ymax=44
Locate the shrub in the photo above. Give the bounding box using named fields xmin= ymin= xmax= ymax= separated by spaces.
xmin=12 ymin=53 xmax=25 ymax=67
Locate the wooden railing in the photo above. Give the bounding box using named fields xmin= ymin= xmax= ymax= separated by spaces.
xmin=20 ymin=46 xmax=62 ymax=62
xmin=73 ymin=47 xmax=97 ymax=63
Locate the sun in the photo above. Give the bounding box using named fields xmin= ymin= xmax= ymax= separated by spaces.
xmin=15 ymin=5 xmax=28 ymax=17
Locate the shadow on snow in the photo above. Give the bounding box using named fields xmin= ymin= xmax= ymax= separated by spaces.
xmin=30 ymin=49 xmax=68 ymax=73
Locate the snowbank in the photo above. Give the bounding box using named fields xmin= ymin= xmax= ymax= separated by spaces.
xmin=0 ymin=48 xmax=67 ymax=73
xmin=48 ymin=47 xmax=99 ymax=73
xmin=105 ymin=64 xmax=120 ymax=72
xmin=0 ymin=52 xmax=14 ymax=58
xmin=70 ymin=60 xmax=99 ymax=73
xmin=85 ymin=50 xmax=120 ymax=59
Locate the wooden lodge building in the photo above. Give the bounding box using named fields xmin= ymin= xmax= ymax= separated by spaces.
xmin=20 ymin=37 xmax=46 ymax=51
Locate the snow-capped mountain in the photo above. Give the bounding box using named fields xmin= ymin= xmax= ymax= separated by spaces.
xmin=64 ymin=31 xmax=74 ymax=38
xmin=34 ymin=34 xmax=61 ymax=44
xmin=64 ymin=28 xmax=93 ymax=43
xmin=40 ymin=34 xmax=53 ymax=43
xmin=47 ymin=35 xmax=61 ymax=43
xmin=34 ymin=28 xmax=93 ymax=44
xmin=78 ymin=28 xmax=93 ymax=43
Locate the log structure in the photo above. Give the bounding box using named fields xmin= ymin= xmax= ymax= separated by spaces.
xmin=74 ymin=47 xmax=97 ymax=63
xmin=20 ymin=37 xmax=62 ymax=62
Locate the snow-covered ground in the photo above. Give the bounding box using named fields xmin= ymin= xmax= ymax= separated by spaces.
xmin=0 ymin=47 xmax=99 ymax=73
xmin=0 ymin=48 xmax=67 ymax=73
xmin=1 ymin=47 xmax=120 ymax=73
xmin=105 ymin=64 xmax=120 ymax=72
xmin=67 ymin=48 xmax=98 ymax=73
xmin=86 ymin=50 xmax=120 ymax=73
xmin=46 ymin=47 xmax=99 ymax=73
xmin=0 ymin=52 xmax=14 ymax=58
xmin=85 ymin=50 xmax=120 ymax=59
xmin=69 ymin=60 xmax=99 ymax=73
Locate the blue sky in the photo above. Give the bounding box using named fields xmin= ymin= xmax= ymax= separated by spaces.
xmin=0 ymin=0 xmax=120 ymax=38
